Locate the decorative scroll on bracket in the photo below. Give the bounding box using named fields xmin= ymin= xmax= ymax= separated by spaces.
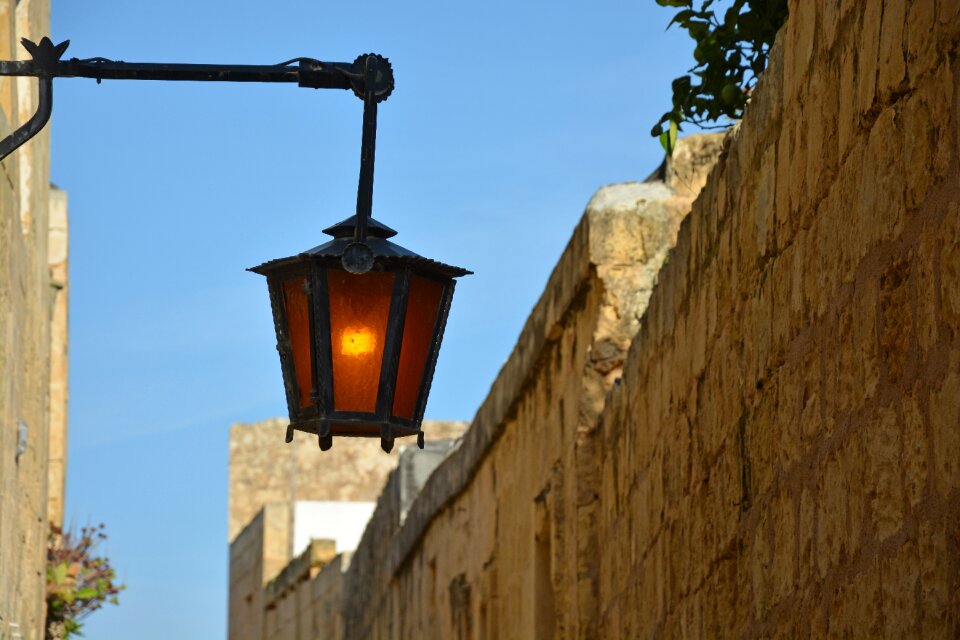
xmin=0 ymin=38 xmax=69 ymax=162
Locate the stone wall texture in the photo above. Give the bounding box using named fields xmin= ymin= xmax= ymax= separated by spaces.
xmin=0 ymin=0 xmax=69 ymax=637
xmin=595 ymin=0 xmax=960 ymax=636
xmin=46 ymin=186 xmax=67 ymax=529
xmin=227 ymin=0 xmax=960 ymax=637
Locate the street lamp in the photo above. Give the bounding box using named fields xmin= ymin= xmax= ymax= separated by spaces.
xmin=0 ymin=37 xmax=470 ymax=452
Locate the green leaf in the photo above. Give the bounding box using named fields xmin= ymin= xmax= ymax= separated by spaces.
xmin=721 ymin=83 xmax=740 ymax=105
xmin=659 ymin=120 xmax=679 ymax=155
xmin=667 ymin=9 xmax=695 ymax=28
xmin=74 ymin=588 xmax=99 ymax=600
xmin=671 ymin=75 xmax=692 ymax=94
xmin=651 ymin=0 xmax=787 ymax=136
xmin=687 ymin=20 xmax=709 ymax=40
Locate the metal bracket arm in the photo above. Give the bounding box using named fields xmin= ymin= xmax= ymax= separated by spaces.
xmin=0 ymin=75 xmax=51 ymax=162
xmin=0 ymin=37 xmax=394 ymax=162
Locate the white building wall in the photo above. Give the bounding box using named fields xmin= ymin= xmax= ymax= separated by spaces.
xmin=292 ymin=501 xmax=376 ymax=557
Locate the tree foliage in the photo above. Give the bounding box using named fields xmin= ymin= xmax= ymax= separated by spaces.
xmin=651 ymin=0 xmax=788 ymax=153
xmin=46 ymin=524 xmax=124 ymax=639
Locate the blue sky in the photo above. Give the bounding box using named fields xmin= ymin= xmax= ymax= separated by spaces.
xmin=51 ymin=1 xmax=698 ymax=636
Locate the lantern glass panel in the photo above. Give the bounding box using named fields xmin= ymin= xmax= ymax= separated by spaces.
xmin=327 ymin=269 xmax=394 ymax=413
xmin=281 ymin=276 xmax=314 ymax=408
xmin=392 ymin=274 xmax=445 ymax=419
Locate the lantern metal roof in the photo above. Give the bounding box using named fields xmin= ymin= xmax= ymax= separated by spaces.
xmin=249 ymin=215 xmax=472 ymax=279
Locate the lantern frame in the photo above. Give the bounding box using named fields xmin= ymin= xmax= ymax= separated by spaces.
xmin=251 ymin=216 xmax=469 ymax=452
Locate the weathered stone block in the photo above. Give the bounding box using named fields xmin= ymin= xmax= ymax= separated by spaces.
xmin=816 ymin=452 xmax=847 ymax=578
xmin=918 ymin=519 xmax=951 ymax=636
xmin=798 ymin=484 xmax=816 ymax=587
xmin=880 ymin=540 xmax=920 ymax=638
xmin=828 ymin=556 xmax=884 ymax=637
xmin=837 ymin=32 xmax=859 ymax=158
xmin=863 ymin=109 xmax=906 ymax=247
xmin=941 ymin=202 xmax=960 ymax=337
xmin=784 ymin=0 xmax=816 ymax=104
xmin=858 ymin=1 xmax=883 ymax=116
xmin=914 ymin=219 xmax=940 ymax=354
xmin=877 ymin=0 xmax=907 ymax=99
xmin=929 ymin=366 xmax=960 ymax=496
xmin=865 ymin=406 xmax=905 ymax=541
xmin=901 ymin=389 xmax=929 ymax=510
xmin=906 ymin=0 xmax=937 ymax=78
xmin=820 ymin=0 xmax=842 ymax=53
xmin=770 ymin=487 xmax=796 ymax=604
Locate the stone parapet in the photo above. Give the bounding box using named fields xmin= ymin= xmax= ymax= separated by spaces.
xmin=264 ymin=539 xmax=338 ymax=608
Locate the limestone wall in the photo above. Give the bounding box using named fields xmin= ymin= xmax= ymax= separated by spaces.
xmin=306 ymin=553 xmax=347 ymax=640
xmin=595 ymin=0 xmax=960 ymax=636
xmin=337 ymin=136 xmax=721 ymax=640
xmin=46 ymin=185 xmax=67 ymax=528
xmin=0 ymin=0 xmax=68 ymax=637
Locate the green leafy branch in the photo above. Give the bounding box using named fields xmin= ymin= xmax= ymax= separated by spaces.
xmin=46 ymin=523 xmax=124 ymax=639
xmin=651 ymin=0 xmax=788 ymax=153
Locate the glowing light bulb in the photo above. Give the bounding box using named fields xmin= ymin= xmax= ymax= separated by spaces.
xmin=340 ymin=326 xmax=376 ymax=357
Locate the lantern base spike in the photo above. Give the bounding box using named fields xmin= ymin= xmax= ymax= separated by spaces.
xmin=380 ymin=424 xmax=394 ymax=453
xmin=318 ymin=422 xmax=332 ymax=450
xmin=417 ymin=431 xmax=424 ymax=450
xmin=285 ymin=425 xmax=294 ymax=443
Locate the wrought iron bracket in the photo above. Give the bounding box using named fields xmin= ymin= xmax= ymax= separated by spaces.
xmin=0 ymin=74 xmax=52 ymax=162
xmin=0 ymin=37 xmax=394 ymax=164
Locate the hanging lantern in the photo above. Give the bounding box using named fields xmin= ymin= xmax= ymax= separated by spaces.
xmin=249 ymin=215 xmax=470 ymax=451
xmin=251 ymin=54 xmax=469 ymax=451
xmin=0 ymin=40 xmax=469 ymax=452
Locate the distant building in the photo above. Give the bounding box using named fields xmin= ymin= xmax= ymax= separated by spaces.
xmin=227 ymin=418 xmax=467 ymax=640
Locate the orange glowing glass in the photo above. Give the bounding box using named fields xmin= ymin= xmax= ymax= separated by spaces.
xmin=327 ymin=270 xmax=394 ymax=413
xmin=281 ymin=276 xmax=313 ymax=408
xmin=392 ymin=275 xmax=445 ymax=419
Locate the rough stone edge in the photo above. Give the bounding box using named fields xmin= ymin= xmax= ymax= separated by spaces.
xmin=608 ymin=27 xmax=784 ymax=415
xmin=385 ymin=206 xmax=604 ymax=575
xmin=380 ymin=133 xmax=724 ymax=575
xmin=264 ymin=538 xmax=337 ymax=606
xmin=591 ymin=14 xmax=789 ymax=471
